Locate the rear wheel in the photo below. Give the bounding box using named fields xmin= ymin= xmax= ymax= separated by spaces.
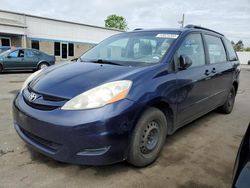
xmin=128 ymin=107 xmax=167 ymax=167
xmin=219 ymin=86 xmax=236 ymax=114
xmin=38 ymin=62 xmax=48 ymax=70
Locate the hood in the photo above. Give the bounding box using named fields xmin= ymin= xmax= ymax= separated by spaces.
xmin=30 ymin=62 xmax=144 ymax=99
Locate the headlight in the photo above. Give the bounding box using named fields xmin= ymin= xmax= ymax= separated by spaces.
xmin=21 ymin=69 xmax=42 ymax=91
xmin=62 ymin=80 xmax=132 ymax=110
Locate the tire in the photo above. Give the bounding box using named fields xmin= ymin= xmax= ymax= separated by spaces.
xmin=38 ymin=62 xmax=49 ymax=70
xmin=128 ymin=107 xmax=167 ymax=167
xmin=219 ymin=86 xmax=236 ymax=114
xmin=0 ymin=65 xmax=3 ymax=73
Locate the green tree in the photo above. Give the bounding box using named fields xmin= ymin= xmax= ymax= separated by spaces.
xmin=245 ymin=47 xmax=250 ymax=52
xmin=234 ymin=40 xmax=244 ymax=51
xmin=105 ymin=14 xmax=128 ymax=31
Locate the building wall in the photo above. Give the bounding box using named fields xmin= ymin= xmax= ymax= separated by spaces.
xmin=11 ymin=36 xmax=22 ymax=47
xmin=75 ymin=43 xmax=94 ymax=57
xmin=237 ymin=52 xmax=250 ymax=64
xmin=25 ymin=16 xmax=120 ymax=44
xmin=39 ymin=40 xmax=53 ymax=55
xmin=26 ymin=38 xmax=95 ymax=61
xmin=0 ymin=10 xmax=122 ymax=61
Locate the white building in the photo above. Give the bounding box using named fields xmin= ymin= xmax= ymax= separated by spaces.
xmin=0 ymin=9 xmax=122 ymax=60
xmin=237 ymin=52 xmax=250 ymax=64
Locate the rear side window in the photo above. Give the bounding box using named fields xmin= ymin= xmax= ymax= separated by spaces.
xmin=25 ymin=50 xmax=34 ymax=57
xmin=204 ymin=35 xmax=227 ymax=64
xmin=224 ymin=39 xmax=238 ymax=61
xmin=176 ymin=33 xmax=205 ymax=68
xmin=33 ymin=50 xmax=40 ymax=56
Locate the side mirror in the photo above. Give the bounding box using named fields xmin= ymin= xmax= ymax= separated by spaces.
xmin=179 ymin=55 xmax=192 ymax=69
xmin=71 ymin=58 xmax=78 ymax=62
xmin=7 ymin=55 xmax=11 ymax=58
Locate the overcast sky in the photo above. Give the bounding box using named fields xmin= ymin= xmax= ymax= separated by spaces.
xmin=1 ymin=0 xmax=250 ymax=46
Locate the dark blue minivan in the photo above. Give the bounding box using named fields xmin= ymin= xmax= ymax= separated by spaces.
xmin=13 ymin=25 xmax=240 ymax=167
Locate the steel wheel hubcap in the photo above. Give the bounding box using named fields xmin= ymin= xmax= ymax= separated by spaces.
xmin=140 ymin=121 xmax=160 ymax=154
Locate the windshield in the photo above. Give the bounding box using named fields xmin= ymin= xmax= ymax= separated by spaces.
xmin=0 ymin=49 xmax=11 ymax=56
xmin=80 ymin=31 xmax=179 ymax=66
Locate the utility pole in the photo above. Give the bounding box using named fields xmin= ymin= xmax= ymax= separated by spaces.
xmin=178 ymin=14 xmax=185 ymax=28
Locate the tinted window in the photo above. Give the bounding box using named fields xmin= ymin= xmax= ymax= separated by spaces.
xmin=25 ymin=50 xmax=34 ymax=57
xmin=68 ymin=43 xmax=74 ymax=56
xmin=54 ymin=42 xmax=60 ymax=56
xmin=204 ymin=35 xmax=227 ymax=64
xmin=177 ymin=33 xmax=205 ymax=68
xmin=224 ymin=39 xmax=238 ymax=61
xmin=31 ymin=40 xmax=39 ymax=50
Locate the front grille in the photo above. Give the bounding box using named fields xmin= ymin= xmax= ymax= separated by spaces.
xmin=20 ymin=126 xmax=61 ymax=152
xmin=23 ymin=87 xmax=68 ymax=111
xmin=43 ymin=94 xmax=65 ymax=101
xmin=23 ymin=97 xmax=59 ymax=111
xmin=27 ymin=86 xmax=67 ymax=102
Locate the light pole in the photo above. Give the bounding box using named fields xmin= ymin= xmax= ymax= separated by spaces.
xmin=178 ymin=14 xmax=185 ymax=28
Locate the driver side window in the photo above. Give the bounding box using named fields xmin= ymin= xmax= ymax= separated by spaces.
xmin=8 ymin=50 xmax=19 ymax=58
xmin=176 ymin=33 xmax=205 ymax=68
xmin=8 ymin=50 xmax=25 ymax=58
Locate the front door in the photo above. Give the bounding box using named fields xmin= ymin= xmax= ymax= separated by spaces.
xmin=175 ymin=33 xmax=215 ymax=127
xmin=62 ymin=43 xmax=67 ymax=59
xmin=3 ymin=49 xmax=24 ymax=69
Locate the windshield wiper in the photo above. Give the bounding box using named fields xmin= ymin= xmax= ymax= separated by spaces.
xmin=85 ymin=59 xmax=123 ymax=66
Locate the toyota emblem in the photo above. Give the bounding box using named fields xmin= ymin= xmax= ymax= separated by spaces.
xmin=28 ymin=92 xmax=37 ymax=102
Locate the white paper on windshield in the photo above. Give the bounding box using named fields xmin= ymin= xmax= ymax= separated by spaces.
xmin=156 ymin=34 xmax=179 ymax=39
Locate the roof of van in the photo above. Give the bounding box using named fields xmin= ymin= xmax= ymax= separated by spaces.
xmin=131 ymin=25 xmax=224 ymax=36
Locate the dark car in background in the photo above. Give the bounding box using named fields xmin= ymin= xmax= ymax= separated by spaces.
xmin=13 ymin=25 xmax=240 ymax=167
xmin=232 ymin=123 xmax=250 ymax=188
xmin=0 ymin=48 xmax=55 ymax=72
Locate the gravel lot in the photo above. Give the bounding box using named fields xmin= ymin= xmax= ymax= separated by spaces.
xmin=0 ymin=67 xmax=249 ymax=188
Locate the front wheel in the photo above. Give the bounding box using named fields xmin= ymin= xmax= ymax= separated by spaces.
xmin=219 ymin=86 xmax=236 ymax=114
xmin=0 ymin=65 xmax=3 ymax=73
xmin=128 ymin=107 xmax=167 ymax=167
xmin=38 ymin=62 xmax=48 ymax=70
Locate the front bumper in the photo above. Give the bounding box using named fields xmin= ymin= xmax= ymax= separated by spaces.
xmin=13 ymin=93 xmax=141 ymax=165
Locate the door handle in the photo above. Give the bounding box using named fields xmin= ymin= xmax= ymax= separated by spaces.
xmin=205 ymin=69 xmax=210 ymax=76
xmin=211 ymin=68 xmax=216 ymax=73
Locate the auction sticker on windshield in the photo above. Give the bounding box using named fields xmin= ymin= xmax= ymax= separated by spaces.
xmin=156 ymin=34 xmax=179 ymax=39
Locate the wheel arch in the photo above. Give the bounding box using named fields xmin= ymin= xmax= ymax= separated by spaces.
xmin=37 ymin=61 xmax=49 ymax=69
xmin=233 ymin=81 xmax=239 ymax=95
xmin=147 ymin=100 xmax=175 ymax=135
